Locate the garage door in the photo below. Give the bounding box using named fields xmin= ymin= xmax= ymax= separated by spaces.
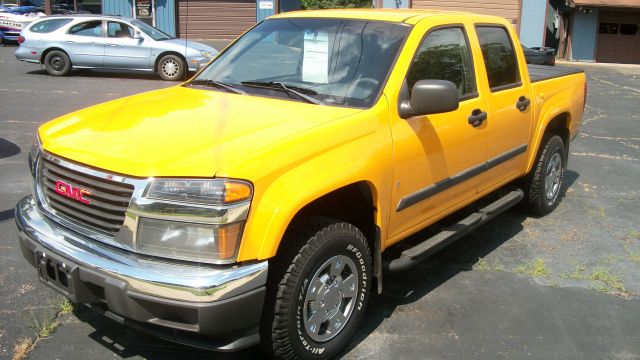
xmin=411 ymin=0 xmax=520 ymax=27
xmin=177 ymin=0 xmax=256 ymax=41
xmin=596 ymin=11 xmax=640 ymax=64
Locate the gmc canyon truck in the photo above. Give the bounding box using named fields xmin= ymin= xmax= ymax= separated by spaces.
xmin=16 ymin=9 xmax=586 ymax=359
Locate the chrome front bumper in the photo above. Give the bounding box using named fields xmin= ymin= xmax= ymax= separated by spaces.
xmin=15 ymin=196 xmax=268 ymax=347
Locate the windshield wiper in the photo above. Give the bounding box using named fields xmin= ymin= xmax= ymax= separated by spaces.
xmin=188 ymin=79 xmax=245 ymax=95
xmin=240 ymin=81 xmax=321 ymax=105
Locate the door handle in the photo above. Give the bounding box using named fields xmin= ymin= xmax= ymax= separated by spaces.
xmin=107 ymin=43 xmax=118 ymax=47
xmin=516 ymin=96 xmax=531 ymax=111
xmin=468 ymin=109 xmax=487 ymax=127
xmin=65 ymin=40 xmax=74 ymax=44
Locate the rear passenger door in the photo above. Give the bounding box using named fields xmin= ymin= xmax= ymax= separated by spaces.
xmin=64 ymin=20 xmax=105 ymax=67
xmin=473 ymin=25 xmax=534 ymax=190
xmin=388 ymin=24 xmax=489 ymax=239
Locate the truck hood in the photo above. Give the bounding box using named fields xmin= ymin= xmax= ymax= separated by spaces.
xmin=39 ymin=86 xmax=361 ymax=177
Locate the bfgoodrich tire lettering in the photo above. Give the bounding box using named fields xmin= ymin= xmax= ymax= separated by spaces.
xmin=521 ymin=134 xmax=566 ymax=215
xmin=261 ymin=217 xmax=372 ymax=359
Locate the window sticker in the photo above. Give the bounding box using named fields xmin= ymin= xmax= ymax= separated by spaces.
xmin=302 ymin=31 xmax=329 ymax=84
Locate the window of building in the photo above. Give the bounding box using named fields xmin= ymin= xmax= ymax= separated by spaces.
xmin=406 ymin=27 xmax=476 ymax=98
xmin=69 ymin=21 xmax=103 ymax=37
xmin=599 ymin=23 xmax=619 ymax=34
xmin=476 ymin=26 xmax=520 ymax=91
xmin=620 ymin=24 xmax=638 ymax=35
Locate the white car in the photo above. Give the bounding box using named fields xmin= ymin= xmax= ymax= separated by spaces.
xmin=15 ymin=15 xmax=218 ymax=80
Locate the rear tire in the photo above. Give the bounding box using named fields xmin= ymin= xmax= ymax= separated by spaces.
xmin=157 ymin=54 xmax=185 ymax=81
xmin=44 ymin=50 xmax=71 ymax=76
xmin=260 ymin=217 xmax=372 ymax=359
xmin=521 ymin=134 xmax=565 ymax=215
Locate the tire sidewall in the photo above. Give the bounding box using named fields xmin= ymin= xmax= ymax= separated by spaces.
xmin=157 ymin=55 xmax=184 ymax=81
xmin=45 ymin=51 xmax=70 ymax=76
xmin=539 ymin=136 xmax=565 ymax=212
xmin=290 ymin=232 xmax=371 ymax=359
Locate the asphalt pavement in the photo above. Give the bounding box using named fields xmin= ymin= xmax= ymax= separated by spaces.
xmin=0 ymin=45 xmax=639 ymax=359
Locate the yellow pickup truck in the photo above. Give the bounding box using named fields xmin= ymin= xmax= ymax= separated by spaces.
xmin=16 ymin=9 xmax=586 ymax=359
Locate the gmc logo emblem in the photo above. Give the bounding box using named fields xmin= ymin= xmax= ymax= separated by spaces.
xmin=55 ymin=180 xmax=91 ymax=204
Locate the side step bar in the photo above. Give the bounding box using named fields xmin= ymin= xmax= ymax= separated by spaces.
xmin=383 ymin=188 xmax=524 ymax=273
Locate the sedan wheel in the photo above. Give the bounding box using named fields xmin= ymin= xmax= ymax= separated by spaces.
xmin=44 ymin=50 xmax=71 ymax=76
xmin=157 ymin=54 xmax=185 ymax=81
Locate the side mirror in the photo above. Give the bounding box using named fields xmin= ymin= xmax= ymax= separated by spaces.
xmin=399 ymin=80 xmax=460 ymax=119
xmin=134 ymin=31 xmax=143 ymax=40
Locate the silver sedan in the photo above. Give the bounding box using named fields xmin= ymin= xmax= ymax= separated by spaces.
xmin=15 ymin=15 xmax=218 ymax=81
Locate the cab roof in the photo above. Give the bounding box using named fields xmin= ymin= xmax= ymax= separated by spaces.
xmin=272 ymin=9 xmax=492 ymax=25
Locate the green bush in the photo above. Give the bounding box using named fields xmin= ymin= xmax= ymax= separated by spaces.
xmin=301 ymin=0 xmax=372 ymax=10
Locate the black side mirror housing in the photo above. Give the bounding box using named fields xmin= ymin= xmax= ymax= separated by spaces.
xmin=399 ymin=80 xmax=460 ymax=119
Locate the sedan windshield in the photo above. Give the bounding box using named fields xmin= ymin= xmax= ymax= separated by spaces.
xmin=132 ymin=20 xmax=173 ymax=40
xmin=192 ymin=18 xmax=410 ymax=107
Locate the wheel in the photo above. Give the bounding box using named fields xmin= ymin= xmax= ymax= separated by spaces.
xmin=521 ymin=134 xmax=565 ymax=215
xmin=261 ymin=217 xmax=372 ymax=359
xmin=44 ymin=50 xmax=71 ymax=76
xmin=157 ymin=54 xmax=185 ymax=81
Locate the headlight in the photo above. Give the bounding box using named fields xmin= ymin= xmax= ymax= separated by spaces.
xmin=137 ymin=218 xmax=244 ymax=263
xmin=146 ymin=179 xmax=252 ymax=205
xmin=138 ymin=178 xmax=252 ymax=263
xmin=28 ymin=133 xmax=41 ymax=176
xmin=200 ymin=50 xmax=213 ymax=59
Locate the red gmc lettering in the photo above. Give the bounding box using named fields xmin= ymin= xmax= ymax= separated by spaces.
xmin=55 ymin=180 xmax=91 ymax=204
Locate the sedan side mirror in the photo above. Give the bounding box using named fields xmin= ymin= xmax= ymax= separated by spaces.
xmin=399 ymin=80 xmax=460 ymax=119
xmin=134 ymin=31 xmax=143 ymax=40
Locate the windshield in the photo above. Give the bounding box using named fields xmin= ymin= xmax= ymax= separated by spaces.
xmin=132 ymin=20 xmax=173 ymax=40
xmin=192 ymin=18 xmax=410 ymax=107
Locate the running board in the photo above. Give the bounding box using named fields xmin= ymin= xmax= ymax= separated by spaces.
xmin=383 ymin=188 xmax=524 ymax=273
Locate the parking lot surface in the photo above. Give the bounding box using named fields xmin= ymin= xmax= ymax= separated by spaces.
xmin=1 ymin=46 xmax=639 ymax=359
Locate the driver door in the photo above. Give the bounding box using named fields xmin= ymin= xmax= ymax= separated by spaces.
xmin=103 ymin=21 xmax=152 ymax=69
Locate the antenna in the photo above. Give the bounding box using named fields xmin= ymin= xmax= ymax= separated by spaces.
xmin=184 ymin=0 xmax=189 ymax=81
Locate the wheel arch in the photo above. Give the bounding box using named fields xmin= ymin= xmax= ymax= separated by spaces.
xmin=40 ymin=47 xmax=68 ymax=64
xmin=526 ymin=109 xmax=572 ymax=174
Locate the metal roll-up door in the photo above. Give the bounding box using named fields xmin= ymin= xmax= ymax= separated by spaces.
xmin=410 ymin=0 xmax=520 ymax=27
xmin=177 ymin=0 xmax=256 ymax=41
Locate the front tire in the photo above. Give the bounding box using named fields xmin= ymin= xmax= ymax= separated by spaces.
xmin=157 ymin=54 xmax=185 ymax=81
xmin=521 ymin=134 xmax=566 ymax=215
xmin=44 ymin=50 xmax=71 ymax=76
xmin=261 ymin=217 xmax=372 ymax=359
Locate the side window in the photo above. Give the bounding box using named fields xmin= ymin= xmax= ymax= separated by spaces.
xmin=406 ymin=27 xmax=476 ymax=98
xmin=30 ymin=19 xmax=72 ymax=33
xmin=68 ymin=21 xmax=103 ymax=37
xmin=476 ymin=26 xmax=520 ymax=90
xmin=107 ymin=22 xmax=134 ymax=38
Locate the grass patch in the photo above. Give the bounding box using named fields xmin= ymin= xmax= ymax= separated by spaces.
xmin=589 ymin=267 xmax=630 ymax=297
xmin=474 ymin=258 xmax=504 ymax=272
xmin=57 ymin=299 xmax=73 ymax=314
xmin=560 ymin=263 xmax=587 ymax=280
xmin=629 ymin=230 xmax=640 ymax=240
xmin=34 ymin=317 xmax=60 ymax=338
xmin=515 ymin=258 xmax=551 ymax=277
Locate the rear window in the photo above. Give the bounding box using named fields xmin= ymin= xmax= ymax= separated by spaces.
xmin=476 ymin=26 xmax=520 ymax=91
xmin=30 ymin=19 xmax=72 ymax=33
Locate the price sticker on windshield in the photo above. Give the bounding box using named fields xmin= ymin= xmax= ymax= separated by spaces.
xmin=302 ymin=31 xmax=329 ymax=84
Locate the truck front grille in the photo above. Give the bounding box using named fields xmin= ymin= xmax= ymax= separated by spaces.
xmin=39 ymin=157 xmax=134 ymax=235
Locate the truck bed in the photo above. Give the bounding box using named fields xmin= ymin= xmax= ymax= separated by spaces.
xmin=528 ymin=64 xmax=584 ymax=83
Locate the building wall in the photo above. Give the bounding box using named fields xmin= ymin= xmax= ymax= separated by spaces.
xmin=519 ymin=0 xmax=547 ymax=47
xmin=382 ymin=0 xmax=409 ymax=8
xmin=155 ymin=0 xmax=176 ymax=36
xmin=102 ymin=0 xmax=133 ymax=17
xmin=571 ymin=9 xmax=598 ymax=61
xmin=410 ymin=0 xmax=521 ymax=26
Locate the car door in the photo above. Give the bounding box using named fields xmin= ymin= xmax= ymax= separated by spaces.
xmin=387 ymin=23 xmax=489 ymax=241
xmin=103 ymin=21 xmax=152 ymax=69
xmin=64 ymin=20 xmax=105 ymax=67
xmin=473 ymin=25 xmax=534 ymax=191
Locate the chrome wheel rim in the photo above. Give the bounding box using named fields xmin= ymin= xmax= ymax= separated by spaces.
xmin=303 ymin=255 xmax=358 ymax=342
xmin=544 ymin=152 xmax=562 ymax=201
xmin=50 ymin=55 xmax=65 ymax=71
xmin=161 ymin=59 xmax=179 ymax=78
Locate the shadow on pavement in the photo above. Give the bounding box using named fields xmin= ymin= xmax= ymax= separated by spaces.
xmin=0 ymin=138 xmax=21 ymax=159
xmin=0 ymin=208 xmax=15 ymax=222
xmin=26 ymin=68 xmax=185 ymax=82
